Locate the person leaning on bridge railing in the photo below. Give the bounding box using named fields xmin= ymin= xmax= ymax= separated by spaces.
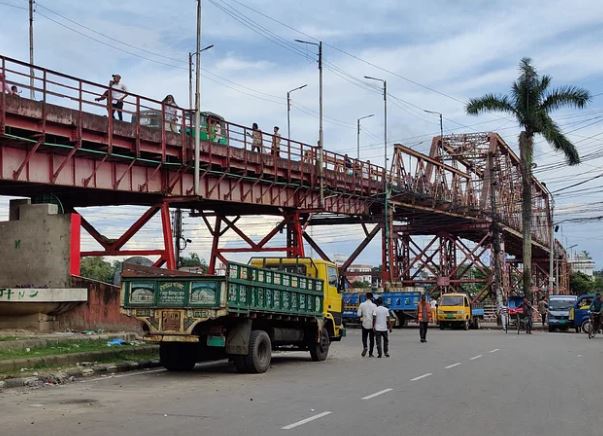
xmin=0 ymin=72 xmax=10 ymax=94
xmin=162 ymin=94 xmax=179 ymax=134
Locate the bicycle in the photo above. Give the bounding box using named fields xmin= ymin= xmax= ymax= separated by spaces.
xmin=516 ymin=312 xmax=532 ymax=335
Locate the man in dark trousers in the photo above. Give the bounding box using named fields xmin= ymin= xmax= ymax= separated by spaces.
xmin=417 ymin=294 xmax=431 ymax=342
xmin=357 ymin=292 xmax=377 ymax=357
xmin=373 ymin=297 xmax=392 ymax=358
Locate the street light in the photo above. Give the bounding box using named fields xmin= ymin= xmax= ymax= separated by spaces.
xmin=423 ymin=109 xmax=444 ymax=145
xmin=287 ymin=83 xmax=307 ymax=139
xmin=189 ymin=44 xmax=214 ymax=110
xmin=364 ymin=75 xmax=389 ymax=285
xmin=295 ymin=39 xmax=324 ymax=207
xmin=356 ymin=114 xmax=374 ymax=160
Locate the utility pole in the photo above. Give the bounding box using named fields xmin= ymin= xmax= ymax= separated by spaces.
xmin=29 ymin=0 xmax=35 ymax=99
xmin=364 ymin=76 xmax=388 ymax=285
xmin=294 ymin=39 xmax=323 ymax=207
xmin=489 ymin=150 xmax=504 ymax=308
xmin=193 ymin=0 xmax=202 ymax=196
xmin=188 ymin=52 xmax=193 ymax=110
xmin=286 ymin=84 xmax=307 ymax=139
xmin=356 ymin=114 xmax=374 ymax=160
xmin=174 ymin=208 xmax=183 ymax=268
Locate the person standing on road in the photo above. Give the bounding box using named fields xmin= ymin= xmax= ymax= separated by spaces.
xmin=538 ymin=298 xmax=548 ymax=327
xmin=357 ymin=292 xmax=377 ymax=357
xmin=417 ymin=294 xmax=431 ymax=343
xmin=373 ymin=297 xmax=391 ymax=358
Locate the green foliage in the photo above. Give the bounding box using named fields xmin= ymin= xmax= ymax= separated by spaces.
xmin=79 ymin=257 xmax=121 ymax=283
xmin=466 ymin=58 xmax=590 ymax=298
xmin=570 ymin=271 xmax=594 ymax=295
xmin=351 ymin=280 xmax=371 ymax=289
xmin=179 ymin=252 xmax=208 ymax=272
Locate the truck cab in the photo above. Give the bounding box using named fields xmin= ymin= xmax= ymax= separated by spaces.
xmin=570 ymin=294 xmax=594 ymax=333
xmin=248 ymin=257 xmax=344 ymax=340
xmin=437 ymin=293 xmax=480 ymax=330
xmin=547 ymin=294 xmax=577 ymax=332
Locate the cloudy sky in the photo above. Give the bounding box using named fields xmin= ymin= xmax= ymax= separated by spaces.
xmin=1 ymin=0 xmax=603 ymax=269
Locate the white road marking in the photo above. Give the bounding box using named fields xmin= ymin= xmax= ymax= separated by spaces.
xmin=489 ymin=348 xmax=500 ymax=353
xmin=470 ymin=354 xmax=483 ymax=360
xmin=410 ymin=373 xmax=432 ymax=381
xmin=445 ymin=362 xmax=461 ymax=369
xmin=79 ymin=368 xmax=166 ymax=383
xmin=362 ymin=388 xmax=393 ymax=400
xmin=281 ymin=411 xmax=332 ymax=430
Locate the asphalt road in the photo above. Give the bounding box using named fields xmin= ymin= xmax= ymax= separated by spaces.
xmin=1 ymin=327 xmax=602 ymax=436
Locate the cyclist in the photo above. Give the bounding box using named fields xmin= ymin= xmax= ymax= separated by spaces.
xmin=589 ymin=293 xmax=602 ymax=336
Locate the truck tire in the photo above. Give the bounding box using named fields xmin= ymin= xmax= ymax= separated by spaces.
xmin=463 ymin=320 xmax=469 ymax=331
xmin=473 ymin=318 xmax=480 ymax=330
xmin=309 ymin=327 xmax=330 ymax=361
xmin=160 ymin=343 xmax=196 ymax=371
xmin=439 ymin=323 xmax=445 ymax=330
xmin=239 ymin=330 xmax=272 ymax=374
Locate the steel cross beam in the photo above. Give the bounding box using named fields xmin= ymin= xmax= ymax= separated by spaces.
xmin=78 ymin=202 xmax=176 ymax=269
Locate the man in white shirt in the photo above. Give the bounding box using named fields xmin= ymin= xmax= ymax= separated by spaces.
xmin=373 ymin=297 xmax=392 ymax=358
xmin=96 ymin=73 xmax=128 ymax=121
xmin=357 ymin=292 xmax=377 ymax=357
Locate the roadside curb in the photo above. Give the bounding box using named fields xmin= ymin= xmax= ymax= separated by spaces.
xmin=0 ymin=358 xmax=161 ymax=391
xmin=0 ymin=332 xmax=139 ymax=352
xmin=0 ymin=345 xmax=158 ymax=373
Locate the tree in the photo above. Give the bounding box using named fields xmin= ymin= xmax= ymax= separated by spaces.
xmin=570 ymin=271 xmax=594 ymax=295
xmin=80 ymin=257 xmax=116 ymax=283
xmin=179 ymin=252 xmax=208 ymax=273
xmin=351 ymin=280 xmax=370 ymax=289
xmin=467 ymin=58 xmax=590 ymax=299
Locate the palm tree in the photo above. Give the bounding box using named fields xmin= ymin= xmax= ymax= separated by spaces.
xmin=467 ymin=58 xmax=590 ymax=300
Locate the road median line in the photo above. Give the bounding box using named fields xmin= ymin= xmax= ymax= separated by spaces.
xmin=470 ymin=354 xmax=483 ymax=360
xmin=362 ymin=388 xmax=393 ymax=400
xmin=281 ymin=411 xmax=332 ymax=430
xmin=410 ymin=373 xmax=432 ymax=381
xmin=445 ymin=362 xmax=461 ymax=369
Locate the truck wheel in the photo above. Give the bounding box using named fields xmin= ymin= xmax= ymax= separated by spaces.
xmin=160 ymin=343 xmax=196 ymax=371
xmin=309 ymin=327 xmax=330 ymax=361
xmin=241 ymin=330 xmax=272 ymax=374
xmin=439 ymin=323 xmax=445 ymax=330
xmin=463 ymin=320 xmax=469 ymax=331
xmin=473 ymin=318 xmax=480 ymax=330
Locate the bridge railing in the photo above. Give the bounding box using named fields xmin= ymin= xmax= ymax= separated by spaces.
xmin=1 ymin=54 xmax=386 ymax=195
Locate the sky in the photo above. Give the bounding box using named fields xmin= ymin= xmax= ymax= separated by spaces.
xmin=1 ymin=0 xmax=603 ymax=269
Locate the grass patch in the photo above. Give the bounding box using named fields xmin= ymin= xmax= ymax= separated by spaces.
xmin=0 ymin=350 xmax=159 ymax=379
xmin=0 ymin=339 xmax=145 ymax=361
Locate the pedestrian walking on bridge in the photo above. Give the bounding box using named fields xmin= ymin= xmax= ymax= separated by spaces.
xmin=357 ymin=292 xmax=376 ymax=357
xmin=417 ymin=294 xmax=431 ymax=343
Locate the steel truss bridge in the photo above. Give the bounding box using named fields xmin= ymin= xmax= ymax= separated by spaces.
xmin=0 ymin=55 xmax=569 ymax=301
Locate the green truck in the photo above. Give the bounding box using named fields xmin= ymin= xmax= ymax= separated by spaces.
xmin=120 ymin=258 xmax=344 ymax=373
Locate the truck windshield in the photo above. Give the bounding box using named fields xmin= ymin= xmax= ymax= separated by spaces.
xmin=549 ymin=300 xmax=574 ymax=310
xmin=440 ymin=296 xmax=464 ymax=306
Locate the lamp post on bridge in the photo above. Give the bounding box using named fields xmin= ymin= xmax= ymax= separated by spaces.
xmin=189 ymin=44 xmax=214 ymax=110
xmin=423 ymin=109 xmax=444 ymax=146
xmin=356 ymin=114 xmax=374 ymax=161
xmin=295 ymin=39 xmax=323 ymax=208
xmin=286 ymin=84 xmax=307 ymax=140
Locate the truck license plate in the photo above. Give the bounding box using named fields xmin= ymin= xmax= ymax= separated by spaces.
xmin=162 ymin=311 xmax=181 ymax=331
xmin=446 ymin=314 xmax=455 ymax=319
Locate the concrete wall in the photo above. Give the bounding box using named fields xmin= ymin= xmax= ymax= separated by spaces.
xmin=0 ymin=201 xmax=72 ymax=288
xmin=54 ymin=278 xmax=143 ymax=333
